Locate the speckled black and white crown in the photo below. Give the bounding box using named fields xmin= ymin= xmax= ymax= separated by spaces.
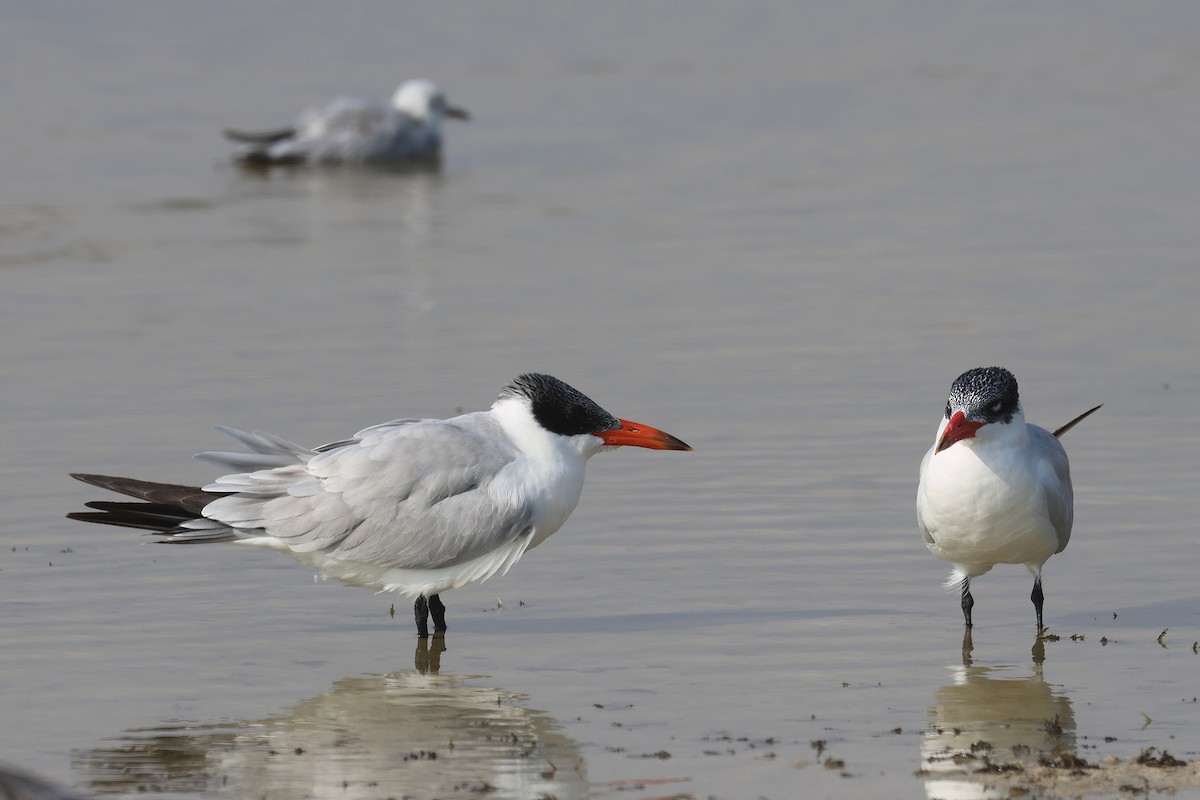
xmin=500 ymin=373 xmax=621 ymax=437
xmin=946 ymin=366 xmax=1020 ymax=423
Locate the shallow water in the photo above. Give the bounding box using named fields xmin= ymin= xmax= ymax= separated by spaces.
xmin=3 ymin=3 xmax=1200 ymax=798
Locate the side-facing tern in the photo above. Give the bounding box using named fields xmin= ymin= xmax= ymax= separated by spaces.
xmin=224 ymin=78 xmax=469 ymax=167
xmin=69 ymin=374 xmax=691 ymax=636
xmin=916 ymin=366 xmax=1100 ymax=633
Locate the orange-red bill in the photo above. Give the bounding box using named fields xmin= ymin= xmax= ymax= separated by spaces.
xmin=597 ymin=419 xmax=692 ymax=451
xmin=935 ymin=410 xmax=983 ymax=454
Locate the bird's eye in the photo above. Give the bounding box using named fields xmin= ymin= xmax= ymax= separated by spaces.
xmin=989 ymin=401 xmax=1002 ymax=413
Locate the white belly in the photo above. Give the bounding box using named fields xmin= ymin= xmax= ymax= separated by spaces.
xmin=918 ymin=444 xmax=1059 ymax=576
xmin=238 ymin=534 xmax=535 ymax=598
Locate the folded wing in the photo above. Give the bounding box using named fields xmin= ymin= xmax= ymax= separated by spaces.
xmin=198 ymin=414 xmax=535 ymax=570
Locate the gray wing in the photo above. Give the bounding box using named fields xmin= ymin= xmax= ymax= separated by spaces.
xmin=196 ymin=425 xmax=316 ymax=471
xmin=295 ymin=97 xmax=394 ymax=148
xmin=227 ymin=97 xmax=394 ymax=164
xmin=201 ymin=414 xmax=534 ymax=569
xmin=1029 ymin=424 xmax=1074 ymax=553
xmin=301 ymin=97 xmax=390 ymax=132
xmin=290 ymin=98 xmax=431 ymax=162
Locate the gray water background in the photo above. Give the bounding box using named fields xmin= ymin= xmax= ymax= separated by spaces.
xmin=2 ymin=3 xmax=1199 ymax=798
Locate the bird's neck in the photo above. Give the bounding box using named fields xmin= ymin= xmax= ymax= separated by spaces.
xmin=492 ymin=398 xmax=600 ymax=464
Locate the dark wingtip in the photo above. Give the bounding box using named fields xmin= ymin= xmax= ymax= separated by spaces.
xmin=67 ymin=473 xmax=216 ymax=515
xmin=70 ymin=472 xmax=113 ymax=488
xmin=223 ymin=127 xmax=296 ymax=145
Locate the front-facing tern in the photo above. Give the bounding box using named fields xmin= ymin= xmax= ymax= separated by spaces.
xmin=917 ymin=367 xmax=1100 ymax=633
xmin=69 ymin=374 xmax=691 ymax=636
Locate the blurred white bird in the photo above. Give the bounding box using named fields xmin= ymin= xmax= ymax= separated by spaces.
xmin=70 ymin=374 xmax=690 ymax=636
xmin=917 ymin=367 xmax=1100 ymax=632
xmin=224 ymin=79 xmax=469 ymax=167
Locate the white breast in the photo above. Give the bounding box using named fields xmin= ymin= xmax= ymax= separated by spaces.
xmin=917 ymin=421 xmax=1063 ymax=577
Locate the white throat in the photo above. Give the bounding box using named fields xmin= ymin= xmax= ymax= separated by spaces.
xmin=491 ymin=396 xmax=603 ymax=463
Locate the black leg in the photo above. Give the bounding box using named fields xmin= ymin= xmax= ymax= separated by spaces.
xmin=960 ymin=578 xmax=974 ymax=628
xmin=1032 ymin=577 xmax=1045 ymax=633
xmin=414 ymin=596 xmax=430 ymax=638
xmin=428 ymin=594 xmax=447 ymax=633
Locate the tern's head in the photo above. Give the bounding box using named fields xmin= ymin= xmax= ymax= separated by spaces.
xmin=391 ymin=79 xmax=470 ymax=123
xmin=497 ymin=373 xmax=691 ymax=451
xmin=935 ymin=366 xmax=1023 ymax=453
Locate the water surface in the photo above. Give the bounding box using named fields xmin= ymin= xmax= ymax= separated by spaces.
xmin=2 ymin=3 xmax=1199 ymax=798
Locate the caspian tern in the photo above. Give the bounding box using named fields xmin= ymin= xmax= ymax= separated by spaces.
xmin=224 ymin=79 xmax=469 ymax=167
xmin=69 ymin=374 xmax=690 ymax=636
xmin=916 ymin=367 xmax=1100 ymax=633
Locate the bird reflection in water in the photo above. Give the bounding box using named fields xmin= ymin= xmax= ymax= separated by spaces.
xmin=415 ymin=632 xmax=446 ymax=674
xmin=73 ymin=645 xmax=588 ymax=799
xmin=921 ymin=637 xmax=1076 ymax=799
